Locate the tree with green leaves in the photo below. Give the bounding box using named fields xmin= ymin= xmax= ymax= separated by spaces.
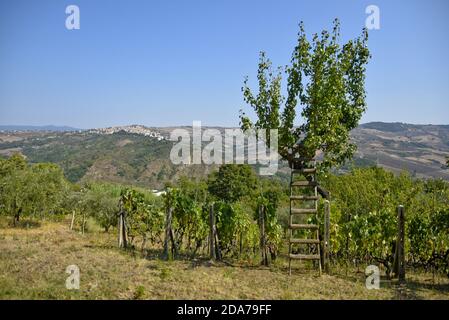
xmin=0 ymin=154 xmax=69 ymax=226
xmin=240 ymin=19 xmax=370 ymax=171
xmin=67 ymin=182 xmax=122 ymax=233
xmin=207 ymin=164 xmax=258 ymax=203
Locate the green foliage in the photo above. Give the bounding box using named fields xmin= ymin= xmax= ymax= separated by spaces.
xmin=207 ymin=164 xmax=258 ymax=202
xmin=240 ymin=19 xmax=370 ymax=171
xmin=0 ymin=154 xmax=281 ymax=262
xmin=206 ymin=167 xmax=284 ymax=259
xmin=164 ymin=186 xmax=208 ymax=255
xmin=0 ymin=154 xmax=69 ymax=224
xmin=3 ymin=131 xmax=173 ymax=186
xmin=177 ymin=176 xmax=209 ymax=203
xmin=121 ymin=188 xmax=164 ymax=245
xmin=133 ymin=285 xmax=146 ymax=300
xmin=159 ymin=173 xmax=285 ymax=260
xmin=322 ymin=167 xmax=415 ymax=217
xmin=62 ymin=182 xmax=123 ymax=232
xmin=322 ymin=167 xmax=449 ymax=275
xmin=2 ymin=154 xmax=447 ymax=276
xmin=240 ymin=52 xmax=282 ymax=148
xmin=256 ymin=186 xmax=284 ymax=260
xmin=214 ymin=201 xmax=259 ymax=257
xmin=408 ymin=199 xmax=449 ymax=274
xmin=345 ymin=210 xmax=396 ymax=266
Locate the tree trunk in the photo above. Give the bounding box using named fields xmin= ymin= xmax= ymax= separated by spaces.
xmin=170 ymin=228 xmax=178 ymax=257
xmin=12 ymin=213 xmax=18 ymax=227
xmin=163 ymin=206 xmax=173 ymax=259
xmin=12 ymin=200 xmax=20 ymax=227
xmin=269 ymin=246 xmax=277 ymax=261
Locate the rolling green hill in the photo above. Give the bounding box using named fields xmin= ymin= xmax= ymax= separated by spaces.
xmin=0 ymin=122 xmax=448 ymax=189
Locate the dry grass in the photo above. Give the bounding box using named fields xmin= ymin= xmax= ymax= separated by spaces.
xmin=0 ymin=220 xmax=448 ymax=300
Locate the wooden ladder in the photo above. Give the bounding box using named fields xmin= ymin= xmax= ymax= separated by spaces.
xmin=288 ymin=159 xmax=322 ymax=276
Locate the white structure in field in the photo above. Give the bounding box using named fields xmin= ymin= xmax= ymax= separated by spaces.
xmin=152 ymin=190 xmax=166 ymax=197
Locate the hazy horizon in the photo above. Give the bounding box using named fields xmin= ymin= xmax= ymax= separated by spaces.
xmin=1 ymin=120 xmax=449 ymax=131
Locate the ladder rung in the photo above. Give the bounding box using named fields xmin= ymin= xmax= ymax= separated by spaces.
xmin=292 ymin=168 xmax=316 ymax=174
xmin=291 ymin=208 xmax=317 ymax=214
xmin=290 ymin=195 xmax=319 ymax=201
xmin=291 ymin=181 xmax=317 ymax=187
xmin=289 ymin=254 xmax=320 ymax=260
xmin=290 ymin=239 xmax=320 ymax=244
xmin=290 ymin=224 xmax=319 ymax=230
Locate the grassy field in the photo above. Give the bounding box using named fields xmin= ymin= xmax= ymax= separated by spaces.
xmin=0 ymin=218 xmax=448 ymax=300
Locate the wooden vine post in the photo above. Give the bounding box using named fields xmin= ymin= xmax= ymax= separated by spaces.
xmin=208 ymin=203 xmax=221 ymax=261
xmin=81 ymin=212 xmax=86 ymax=235
xmin=323 ymin=199 xmax=331 ymax=273
xmin=209 ymin=203 xmax=216 ymax=260
xmin=163 ymin=205 xmax=173 ymax=260
xmin=393 ymin=205 xmax=406 ymax=282
xmin=259 ymin=205 xmax=268 ymax=266
xmin=214 ymin=219 xmax=222 ymax=261
xmin=70 ymin=209 xmax=76 ymax=230
xmin=118 ymin=213 xmax=123 ymax=246
xmin=118 ymin=198 xmax=128 ymax=248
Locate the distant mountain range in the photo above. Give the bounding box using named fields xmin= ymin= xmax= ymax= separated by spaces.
xmin=0 ymin=122 xmax=448 ymax=187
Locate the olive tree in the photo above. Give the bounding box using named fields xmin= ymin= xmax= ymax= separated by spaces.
xmin=240 ymin=19 xmax=370 ymax=170
xmin=0 ymin=154 xmax=69 ymax=225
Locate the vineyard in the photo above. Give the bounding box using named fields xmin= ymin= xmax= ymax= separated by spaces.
xmin=1 ymin=154 xmax=448 ymax=287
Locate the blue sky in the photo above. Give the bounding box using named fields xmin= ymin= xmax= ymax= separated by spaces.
xmin=0 ymin=0 xmax=448 ymax=129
